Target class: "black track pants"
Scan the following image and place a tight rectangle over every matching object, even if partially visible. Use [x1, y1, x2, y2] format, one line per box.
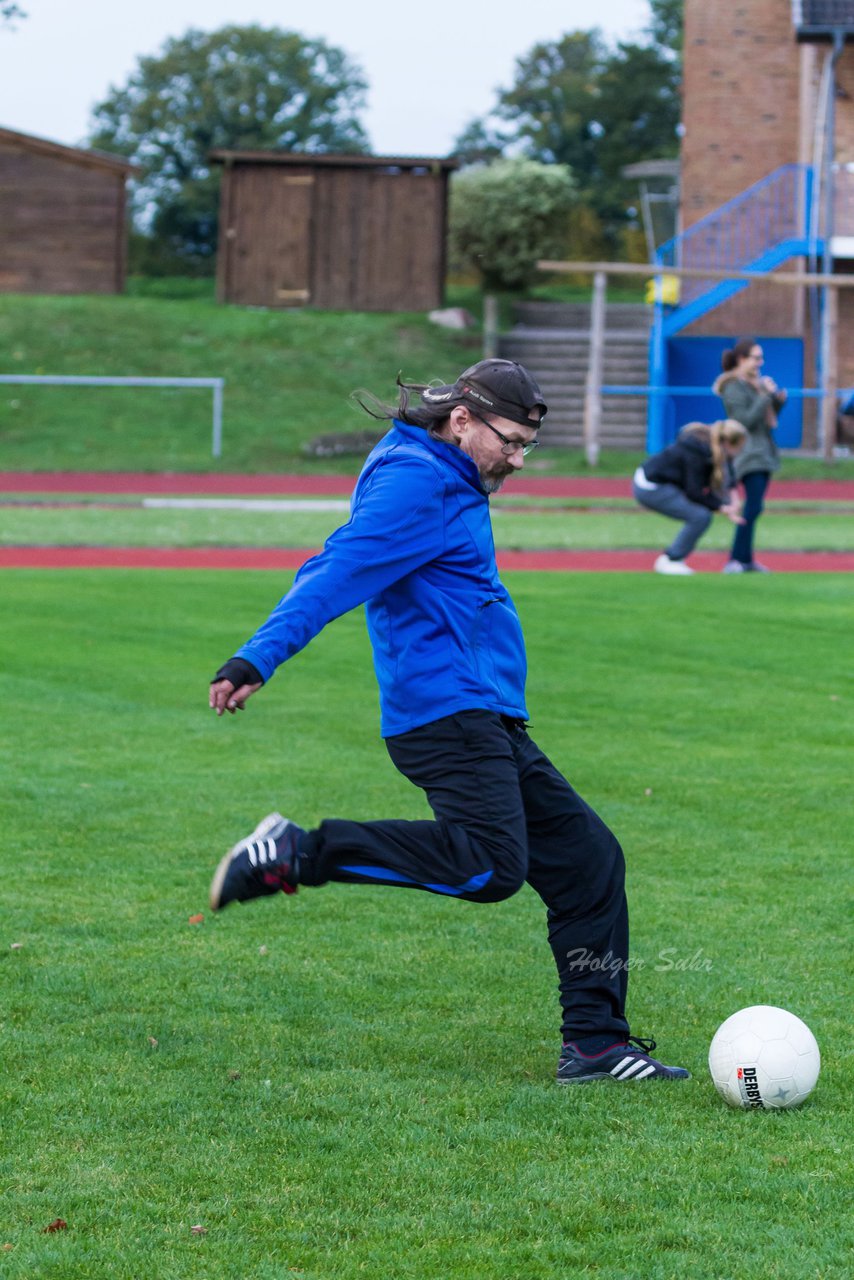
[298, 710, 630, 1041]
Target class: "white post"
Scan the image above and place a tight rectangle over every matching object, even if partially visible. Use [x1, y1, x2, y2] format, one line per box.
[483, 294, 499, 359]
[212, 381, 224, 458]
[821, 283, 838, 461]
[583, 271, 606, 466]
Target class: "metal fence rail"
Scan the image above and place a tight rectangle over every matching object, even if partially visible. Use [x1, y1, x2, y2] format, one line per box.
[600, 385, 842, 399]
[655, 165, 814, 307]
[0, 375, 226, 458]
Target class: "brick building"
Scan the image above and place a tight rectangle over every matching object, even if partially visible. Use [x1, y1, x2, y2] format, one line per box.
[650, 1, 854, 449]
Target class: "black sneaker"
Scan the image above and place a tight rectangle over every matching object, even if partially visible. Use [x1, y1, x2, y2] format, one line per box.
[210, 812, 302, 911]
[557, 1036, 691, 1084]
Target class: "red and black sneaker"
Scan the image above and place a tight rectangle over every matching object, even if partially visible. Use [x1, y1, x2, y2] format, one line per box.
[557, 1036, 690, 1084]
[210, 812, 302, 911]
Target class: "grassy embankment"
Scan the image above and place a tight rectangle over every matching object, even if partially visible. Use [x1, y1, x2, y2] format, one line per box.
[1, 280, 851, 479]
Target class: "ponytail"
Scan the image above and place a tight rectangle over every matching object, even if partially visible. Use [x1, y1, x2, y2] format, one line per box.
[721, 337, 756, 373]
[709, 419, 747, 490]
[351, 374, 466, 429]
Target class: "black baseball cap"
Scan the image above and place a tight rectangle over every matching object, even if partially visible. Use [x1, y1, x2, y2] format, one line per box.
[422, 359, 547, 428]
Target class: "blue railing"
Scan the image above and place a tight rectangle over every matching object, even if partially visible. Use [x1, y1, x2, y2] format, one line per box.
[655, 164, 815, 312]
[648, 164, 819, 450]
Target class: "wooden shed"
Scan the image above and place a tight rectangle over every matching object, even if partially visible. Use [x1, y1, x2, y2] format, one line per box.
[0, 126, 139, 295]
[210, 151, 457, 311]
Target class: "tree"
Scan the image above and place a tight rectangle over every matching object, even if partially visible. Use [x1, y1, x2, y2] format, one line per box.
[452, 117, 506, 169]
[493, 32, 607, 177]
[1, 3, 27, 24]
[648, 0, 684, 54]
[593, 40, 681, 216]
[448, 158, 575, 293]
[453, 23, 681, 254]
[89, 25, 369, 265]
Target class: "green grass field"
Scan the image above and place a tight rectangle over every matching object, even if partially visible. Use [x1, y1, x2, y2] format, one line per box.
[1, 570, 851, 1278]
[1, 499, 854, 551]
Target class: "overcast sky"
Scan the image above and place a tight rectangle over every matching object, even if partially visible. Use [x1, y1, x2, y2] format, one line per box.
[0, 0, 651, 157]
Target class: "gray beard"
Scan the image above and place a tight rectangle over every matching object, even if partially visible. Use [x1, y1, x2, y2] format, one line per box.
[481, 474, 506, 495]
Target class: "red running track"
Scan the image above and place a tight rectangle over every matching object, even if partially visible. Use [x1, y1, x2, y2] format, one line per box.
[3, 547, 854, 572]
[2, 472, 852, 571]
[2, 471, 854, 501]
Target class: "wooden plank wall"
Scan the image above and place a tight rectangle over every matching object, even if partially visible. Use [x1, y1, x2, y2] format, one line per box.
[312, 168, 446, 311]
[217, 165, 314, 306]
[0, 142, 127, 294]
[219, 163, 449, 311]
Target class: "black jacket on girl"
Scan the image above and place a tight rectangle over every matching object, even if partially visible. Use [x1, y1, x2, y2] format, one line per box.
[642, 433, 733, 511]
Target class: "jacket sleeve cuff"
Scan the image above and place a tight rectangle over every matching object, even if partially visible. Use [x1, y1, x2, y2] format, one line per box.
[235, 645, 276, 684]
[212, 656, 265, 687]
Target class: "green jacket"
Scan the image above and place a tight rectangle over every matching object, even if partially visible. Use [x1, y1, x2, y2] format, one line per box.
[713, 373, 784, 479]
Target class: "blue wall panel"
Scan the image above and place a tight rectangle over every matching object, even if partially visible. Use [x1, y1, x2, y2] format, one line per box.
[664, 337, 803, 448]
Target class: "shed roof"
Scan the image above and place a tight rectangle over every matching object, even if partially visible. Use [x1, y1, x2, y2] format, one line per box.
[209, 149, 457, 171]
[0, 126, 141, 175]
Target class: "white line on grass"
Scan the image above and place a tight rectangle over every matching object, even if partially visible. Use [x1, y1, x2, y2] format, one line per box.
[142, 498, 351, 512]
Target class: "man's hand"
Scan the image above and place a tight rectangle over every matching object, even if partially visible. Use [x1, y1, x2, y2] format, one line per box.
[209, 678, 263, 716]
[209, 656, 264, 716]
[721, 500, 746, 526]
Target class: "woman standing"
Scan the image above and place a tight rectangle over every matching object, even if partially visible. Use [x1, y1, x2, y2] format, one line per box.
[713, 338, 787, 573]
[633, 420, 747, 575]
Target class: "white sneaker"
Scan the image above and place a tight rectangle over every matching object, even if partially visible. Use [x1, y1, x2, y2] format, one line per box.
[722, 560, 747, 574]
[654, 554, 694, 576]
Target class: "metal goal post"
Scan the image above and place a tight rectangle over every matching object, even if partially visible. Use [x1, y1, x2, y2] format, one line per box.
[0, 375, 225, 458]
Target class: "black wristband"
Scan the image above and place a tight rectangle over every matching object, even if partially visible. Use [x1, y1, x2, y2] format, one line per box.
[212, 657, 264, 687]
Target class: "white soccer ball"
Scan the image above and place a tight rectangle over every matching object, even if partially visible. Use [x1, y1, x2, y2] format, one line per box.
[708, 1005, 820, 1110]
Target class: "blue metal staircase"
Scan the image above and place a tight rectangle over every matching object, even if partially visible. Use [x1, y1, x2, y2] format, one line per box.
[648, 164, 819, 449]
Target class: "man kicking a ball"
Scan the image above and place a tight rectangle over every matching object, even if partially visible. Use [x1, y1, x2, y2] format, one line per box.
[208, 358, 689, 1085]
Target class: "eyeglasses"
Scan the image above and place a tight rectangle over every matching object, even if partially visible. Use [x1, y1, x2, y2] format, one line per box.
[469, 409, 540, 456]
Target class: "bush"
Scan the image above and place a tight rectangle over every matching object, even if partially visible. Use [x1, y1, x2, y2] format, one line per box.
[128, 232, 215, 279]
[448, 158, 575, 294]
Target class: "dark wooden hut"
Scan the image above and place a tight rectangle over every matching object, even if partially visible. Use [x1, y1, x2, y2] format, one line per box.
[210, 151, 457, 311]
[0, 127, 139, 295]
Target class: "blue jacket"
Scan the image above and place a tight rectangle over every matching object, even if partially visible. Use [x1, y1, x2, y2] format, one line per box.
[236, 420, 528, 736]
